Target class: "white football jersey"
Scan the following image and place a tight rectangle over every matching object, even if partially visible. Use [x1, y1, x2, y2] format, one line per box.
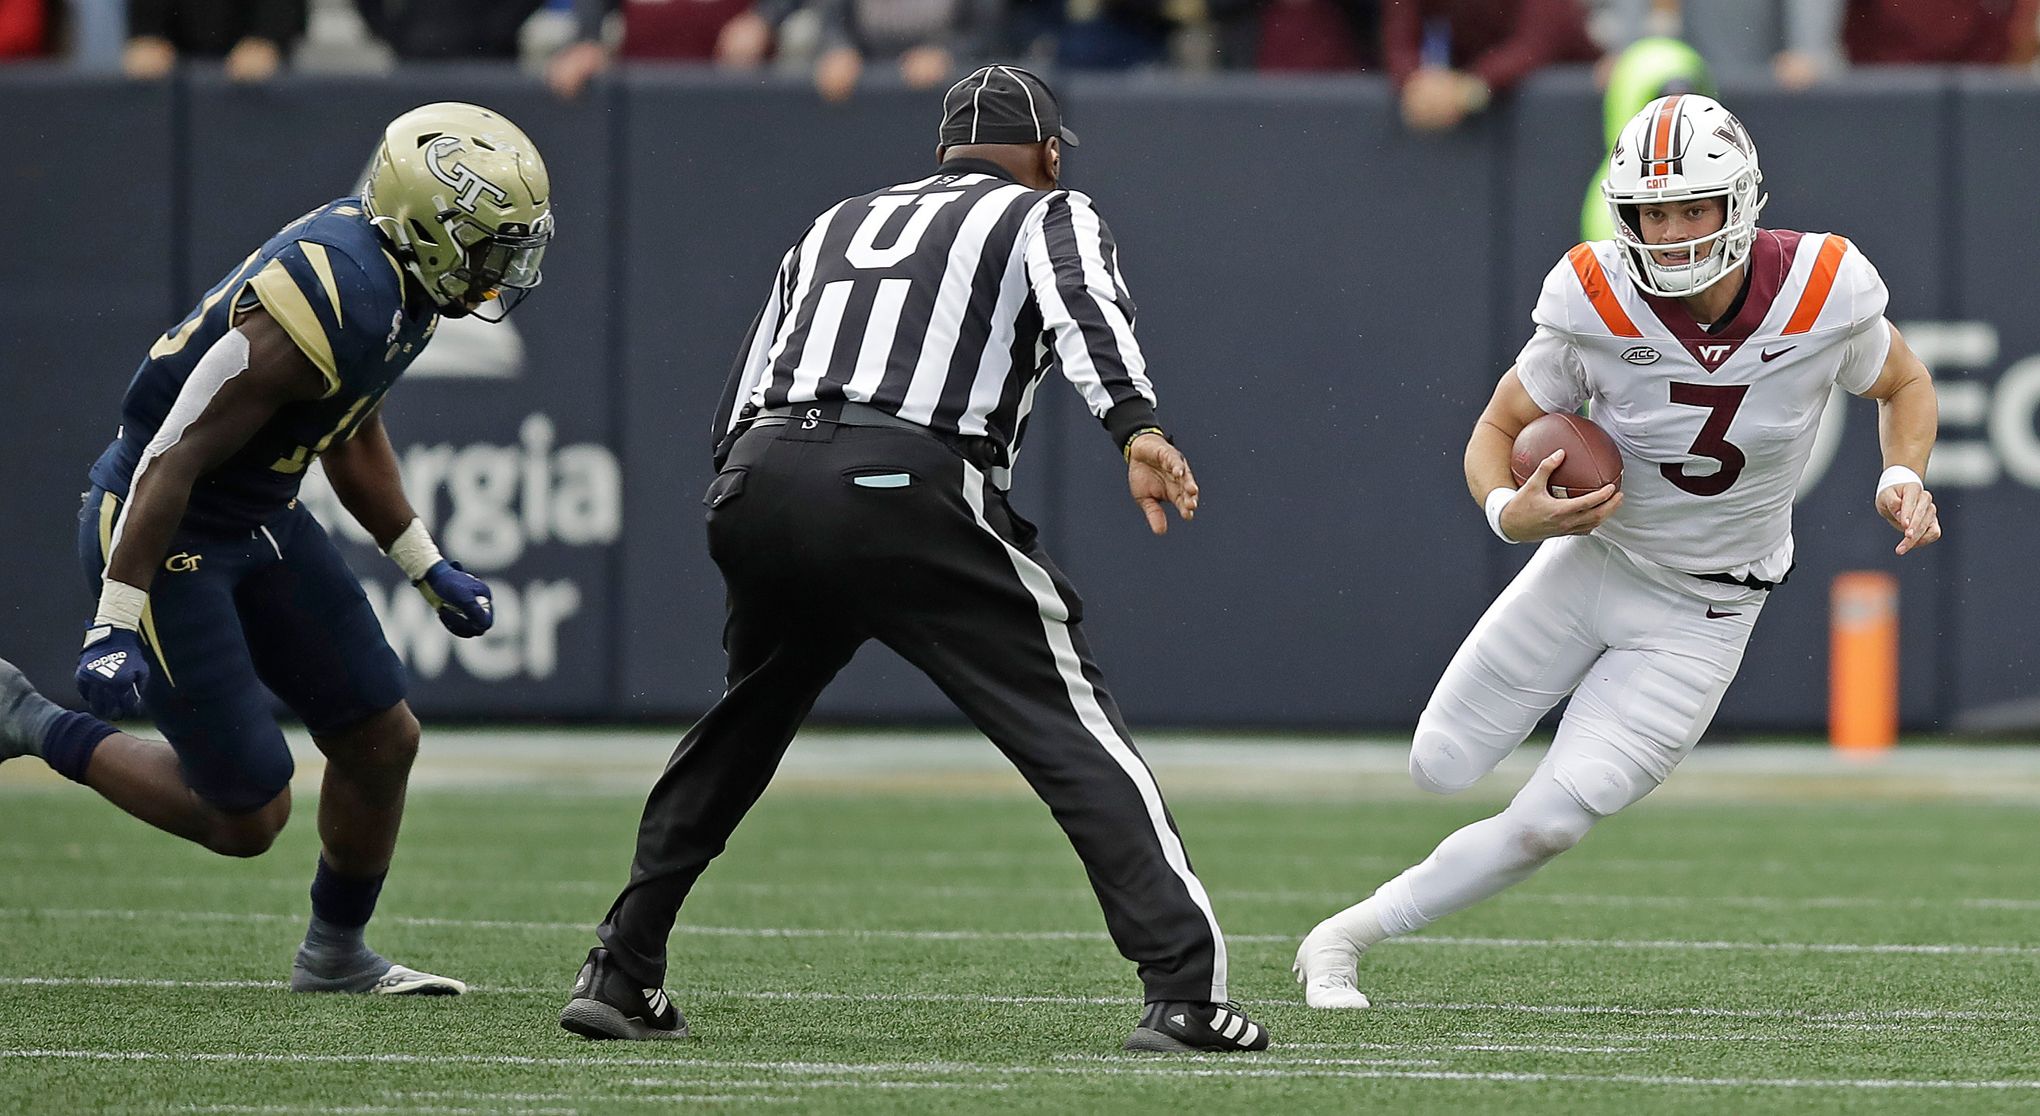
[1514, 230, 1892, 583]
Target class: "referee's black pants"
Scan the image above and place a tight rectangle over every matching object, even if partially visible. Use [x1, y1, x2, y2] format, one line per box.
[598, 422, 1229, 1004]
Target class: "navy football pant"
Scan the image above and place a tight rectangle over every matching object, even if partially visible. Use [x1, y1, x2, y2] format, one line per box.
[78, 487, 407, 813]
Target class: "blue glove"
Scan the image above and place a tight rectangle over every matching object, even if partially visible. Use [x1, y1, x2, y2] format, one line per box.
[77, 625, 150, 720]
[415, 559, 494, 638]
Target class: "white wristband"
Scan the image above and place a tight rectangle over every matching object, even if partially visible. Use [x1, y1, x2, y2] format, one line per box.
[385, 518, 445, 582]
[1484, 486, 1520, 544]
[94, 579, 149, 632]
[1876, 465, 1923, 496]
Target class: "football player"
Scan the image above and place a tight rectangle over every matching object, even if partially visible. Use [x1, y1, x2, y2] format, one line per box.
[1295, 94, 1941, 1008]
[0, 102, 552, 994]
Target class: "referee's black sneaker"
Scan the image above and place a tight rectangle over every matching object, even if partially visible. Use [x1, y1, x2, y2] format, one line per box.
[559, 947, 690, 1041]
[1125, 1000, 1271, 1052]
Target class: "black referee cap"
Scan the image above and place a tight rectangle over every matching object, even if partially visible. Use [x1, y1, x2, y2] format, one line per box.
[938, 65, 1080, 149]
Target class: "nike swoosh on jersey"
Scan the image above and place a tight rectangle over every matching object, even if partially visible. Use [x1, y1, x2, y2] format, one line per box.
[1705, 607, 1742, 619]
[1759, 346, 1797, 362]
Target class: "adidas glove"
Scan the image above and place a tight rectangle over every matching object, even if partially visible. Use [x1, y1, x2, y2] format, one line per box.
[77, 624, 149, 721]
[416, 559, 494, 638]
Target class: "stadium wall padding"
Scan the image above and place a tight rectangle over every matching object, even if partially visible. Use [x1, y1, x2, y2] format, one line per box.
[3, 66, 2036, 733]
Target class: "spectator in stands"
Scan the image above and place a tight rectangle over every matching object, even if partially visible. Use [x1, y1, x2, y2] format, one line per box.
[1052, 0, 1172, 70]
[1208, 0, 1376, 72]
[808, 0, 1000, 101]
[124, 0, 303, 81]
[0, 0, 47, 57]
[354, 0, 547, 61]
[1597, 0, 2038, 89]
[548, 0, 788, 100]
[1381, 0, 1597, 131]
[1842, 0, 2038, 66]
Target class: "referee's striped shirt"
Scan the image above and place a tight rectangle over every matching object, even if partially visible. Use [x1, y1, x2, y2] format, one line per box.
[715, 157, 1159, 486]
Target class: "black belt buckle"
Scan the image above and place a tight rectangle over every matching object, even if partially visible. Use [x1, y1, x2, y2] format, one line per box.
[780, 400, 842, 442]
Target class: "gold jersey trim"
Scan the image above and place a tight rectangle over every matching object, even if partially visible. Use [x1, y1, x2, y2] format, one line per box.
[299, 242, 347, 326]
[247, 258, 342, 399]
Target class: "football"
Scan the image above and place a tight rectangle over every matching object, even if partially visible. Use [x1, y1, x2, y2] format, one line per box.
[1510, 412, 1623, 498]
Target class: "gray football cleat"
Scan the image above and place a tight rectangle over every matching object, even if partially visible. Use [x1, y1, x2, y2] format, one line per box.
[290, 955, 466, 995]
[0, 656, 54, 763]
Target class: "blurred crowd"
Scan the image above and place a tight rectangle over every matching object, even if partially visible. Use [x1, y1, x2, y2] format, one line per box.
[2, 0, 2035, 119]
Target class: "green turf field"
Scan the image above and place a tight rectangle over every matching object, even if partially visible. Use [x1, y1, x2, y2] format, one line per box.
[2, 733, 2038, 1114]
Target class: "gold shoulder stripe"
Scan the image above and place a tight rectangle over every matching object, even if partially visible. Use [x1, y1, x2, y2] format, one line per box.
[334, 205, 363, 217]
[378, 249, 405, 293]
[248, 258, 342, 398]
[299, 243, 347, 327]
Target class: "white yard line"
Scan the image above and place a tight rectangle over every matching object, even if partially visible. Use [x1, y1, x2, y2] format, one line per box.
[5, 972, 2030, 1033]
[14, 1049, 2040, 1094]
[8, 907, 2036, 958]
[37, 875, 2040, 915]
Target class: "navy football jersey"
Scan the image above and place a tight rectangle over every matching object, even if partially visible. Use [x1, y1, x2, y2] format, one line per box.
[90, 198, 440, 533]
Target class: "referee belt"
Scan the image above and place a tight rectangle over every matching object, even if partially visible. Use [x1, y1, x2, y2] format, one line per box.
[749, 401, 1006, 469]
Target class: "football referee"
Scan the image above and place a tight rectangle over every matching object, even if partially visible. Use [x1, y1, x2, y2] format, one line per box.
[560, 66, 1268, 1054]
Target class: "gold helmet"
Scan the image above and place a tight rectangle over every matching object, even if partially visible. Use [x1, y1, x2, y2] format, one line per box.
[361, 102, 553, 321]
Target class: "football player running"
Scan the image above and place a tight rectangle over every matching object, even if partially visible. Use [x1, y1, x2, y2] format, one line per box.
[0, 103, 552, 995]
[1295, 94, 1941, 1008]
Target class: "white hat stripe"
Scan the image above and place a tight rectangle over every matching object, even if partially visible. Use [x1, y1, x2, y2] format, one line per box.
[970, 67, 994, 144]
[998, 65, 1042, 140]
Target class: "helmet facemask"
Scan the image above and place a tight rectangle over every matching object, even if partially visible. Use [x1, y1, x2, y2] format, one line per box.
[1607, 176, 1764, 298]
[434, 211, 551, 322]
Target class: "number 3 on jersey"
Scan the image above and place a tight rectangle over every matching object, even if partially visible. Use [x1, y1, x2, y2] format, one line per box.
[1661, 382, 1749, 497]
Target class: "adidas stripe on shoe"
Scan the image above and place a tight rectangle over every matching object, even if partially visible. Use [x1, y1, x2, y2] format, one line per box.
[1124, 1000, 1271, 1053]
[559, 947, 689, 1041]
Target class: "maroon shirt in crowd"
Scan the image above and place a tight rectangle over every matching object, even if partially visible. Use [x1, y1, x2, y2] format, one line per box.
[1844, 0, 2039, 65]
[0, 0, 45, 56]
[1380, 0, 1597, 92]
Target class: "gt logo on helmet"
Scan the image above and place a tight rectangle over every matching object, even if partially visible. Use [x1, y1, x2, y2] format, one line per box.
[424, 136, 510, 214]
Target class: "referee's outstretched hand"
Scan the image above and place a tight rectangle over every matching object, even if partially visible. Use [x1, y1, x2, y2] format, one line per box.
[1128, 432, 1199, 536]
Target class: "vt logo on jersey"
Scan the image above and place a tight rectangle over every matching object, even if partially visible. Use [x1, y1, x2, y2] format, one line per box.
[424, 136, 510, 214]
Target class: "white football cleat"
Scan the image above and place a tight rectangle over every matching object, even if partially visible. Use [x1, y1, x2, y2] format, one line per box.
[370, 964, 467, 996]
[1293, 919, 1372, 1010]
[291, 956, 466, 996]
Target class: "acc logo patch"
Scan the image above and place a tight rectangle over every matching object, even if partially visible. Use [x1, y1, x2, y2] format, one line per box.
[1621, 346, 1661, 366]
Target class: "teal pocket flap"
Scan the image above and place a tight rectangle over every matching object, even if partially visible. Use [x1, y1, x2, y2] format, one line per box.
[851, 473, 913, 489]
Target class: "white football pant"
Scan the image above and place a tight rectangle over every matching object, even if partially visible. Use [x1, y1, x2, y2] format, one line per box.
[1370, 533, 1766, 936]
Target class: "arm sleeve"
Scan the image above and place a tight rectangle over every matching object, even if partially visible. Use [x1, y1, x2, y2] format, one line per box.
[244, 241, 399, 399]
[1836, 247, 1894, 396]
[813, 0, 857, 52]
[948, 0, 1003, 58]
[1513, 258, 1589, 414]
[1022, 192, 1160, 446]
[126, 0, 173, 39]
[1783, 0, 1844, 60]
[1466, 0, 1595, 94]
[247, 0, 308, 46]
[713, 241, 801, 452]
[351, 0, 392, 44]
[1379, 0, 1421, 87]
[572, 0, 616, 43]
